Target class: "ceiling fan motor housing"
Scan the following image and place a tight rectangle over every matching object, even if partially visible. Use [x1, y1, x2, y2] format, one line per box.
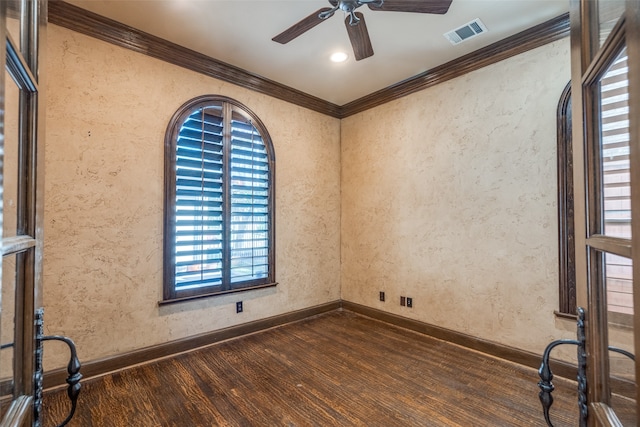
[339, 0, 363, 13]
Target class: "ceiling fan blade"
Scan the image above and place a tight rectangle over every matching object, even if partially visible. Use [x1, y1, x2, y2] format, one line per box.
[345, 12, 374, 61]
[368, 0, 453, 14]
[272, 7, 335, 44]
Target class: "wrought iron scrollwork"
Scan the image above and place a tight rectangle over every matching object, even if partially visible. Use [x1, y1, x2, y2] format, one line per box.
[34, 309, 82, 427]
[538, 307, 636, 426]
[608, 346, 635, 362]
[538, 307, 587, 427]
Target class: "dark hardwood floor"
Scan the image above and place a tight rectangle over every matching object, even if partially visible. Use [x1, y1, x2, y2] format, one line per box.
[42, 310, 580, 426]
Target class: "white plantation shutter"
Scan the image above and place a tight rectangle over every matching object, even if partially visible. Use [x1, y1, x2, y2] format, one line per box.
[164, 97, 274, 301]
[175, 107, 224, 291]
[229, 115, 270, 284]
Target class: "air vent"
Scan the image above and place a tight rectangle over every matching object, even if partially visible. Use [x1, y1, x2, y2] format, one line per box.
[444, 18, 488, 45]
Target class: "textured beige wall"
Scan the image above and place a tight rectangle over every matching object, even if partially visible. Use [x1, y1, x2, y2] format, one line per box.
[44, 23, 622, 372]
[43, 26, 341, 368]
[341, 39, 578, 356]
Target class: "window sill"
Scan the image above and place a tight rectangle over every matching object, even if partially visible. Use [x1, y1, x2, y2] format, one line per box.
[554, 310, 578, 320]
[158, 282, 278, 306]
[554, 310, 633, 330]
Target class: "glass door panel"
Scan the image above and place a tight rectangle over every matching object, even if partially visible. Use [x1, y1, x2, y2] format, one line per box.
[603, 252, 635, 424]
[0, 253, 16, 416]
[3, 69, 18, 239]
[5, 1, 19, 55]
[599, 1, 626, 47]
[601, 47, 631, 238]
[607, 253, 633, 322]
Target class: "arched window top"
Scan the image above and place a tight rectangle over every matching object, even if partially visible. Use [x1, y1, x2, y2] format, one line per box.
[166, 95, 275, 162]
[163, 95, 276, 303]
[557, 81, 575, 316]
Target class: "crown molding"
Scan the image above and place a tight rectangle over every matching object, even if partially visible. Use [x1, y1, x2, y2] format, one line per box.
[47, 0, 342, 118]
[47, 1, 568, 119]
[340, 12, 570, 117]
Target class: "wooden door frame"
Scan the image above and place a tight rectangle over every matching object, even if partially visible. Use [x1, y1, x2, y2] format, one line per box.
[0, 0, 45, 425]
[627, 0, 640, 411]
[571, 0, 640, 424]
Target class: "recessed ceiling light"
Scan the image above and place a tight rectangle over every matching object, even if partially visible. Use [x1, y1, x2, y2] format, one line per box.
[330, 52, 348, 63]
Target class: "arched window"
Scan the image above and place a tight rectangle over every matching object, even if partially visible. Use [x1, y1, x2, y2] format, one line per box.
[163, 96, 276, 302]
[557, 81, 576, 316]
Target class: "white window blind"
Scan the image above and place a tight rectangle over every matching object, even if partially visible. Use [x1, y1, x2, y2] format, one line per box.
[175, 107, 225, 291]
[229, 115, 270, 284]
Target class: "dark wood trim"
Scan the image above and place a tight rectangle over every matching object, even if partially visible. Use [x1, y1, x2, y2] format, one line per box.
[340, 300, 577, 380]
[339, 13, 570, 118]
[46, 0, 342, 118]
[628, 0, 640, 409]
[159, 283, 279, 306]
[554, 310, 578, 321]
[557, 81, 576, 316]
[581, 15, 629, 408]
[42, 300, 635, 400]
[48, 1, 569, 119]
[162, 95, 276, 302]
[43, 310, 582, 426]
[342, 301, 636, 399]
[42, 301, 341, 390]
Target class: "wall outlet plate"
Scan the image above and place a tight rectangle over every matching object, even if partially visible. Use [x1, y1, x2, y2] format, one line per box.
[400, 296, 406, 306]
[379, 291, 385, 302]
[236, 301, 243, 313]
[407, 297, 413, 308]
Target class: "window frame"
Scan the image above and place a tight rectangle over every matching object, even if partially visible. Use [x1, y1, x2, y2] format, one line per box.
[162, 95, 276, 303]
[557, 81, 577, 317]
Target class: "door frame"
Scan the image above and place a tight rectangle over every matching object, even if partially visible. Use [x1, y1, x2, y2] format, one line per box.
[0, 0, 45, 425]
[571, 0, 640, 424]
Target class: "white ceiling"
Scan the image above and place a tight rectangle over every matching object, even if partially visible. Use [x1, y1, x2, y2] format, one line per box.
[65, 0, 569, 106]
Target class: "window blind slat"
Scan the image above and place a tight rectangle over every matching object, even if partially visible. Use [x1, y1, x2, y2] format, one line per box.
[176, 278, 223, 289]
[175, 248, 223, 257]
[231, 147, 268, 159]
[176, 168, 222, 181]
[230, 174, 269, 184]
[175, 219, 223, 227]
[231, 138, 265, 151]
[177, 158, 223, 172]
[177, 148, 222, 163]
[176, 188, 223, 199]
[178, 129, 222, 144]
[183, 116, 223, 130]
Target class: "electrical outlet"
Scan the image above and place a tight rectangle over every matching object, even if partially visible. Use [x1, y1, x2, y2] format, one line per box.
[407, 297, 413, 308]
[236, 301, 243, 313]
[400, 296, 406, 306]
[379, 291, 385, 302]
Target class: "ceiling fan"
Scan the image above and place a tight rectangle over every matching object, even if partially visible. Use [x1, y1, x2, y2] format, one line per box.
[272, 0, 453, 61]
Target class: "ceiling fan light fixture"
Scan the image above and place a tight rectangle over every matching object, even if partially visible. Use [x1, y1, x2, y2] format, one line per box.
[330, 52, 349, 62]
[273, 0, 454, 61]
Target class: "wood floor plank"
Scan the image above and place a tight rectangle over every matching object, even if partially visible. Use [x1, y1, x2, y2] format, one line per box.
[41, 310, 581, 426]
